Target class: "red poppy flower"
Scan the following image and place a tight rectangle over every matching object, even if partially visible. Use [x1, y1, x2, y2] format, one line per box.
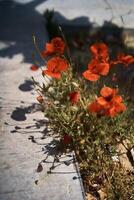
[118, 53, 134, 66]
[30, 64, 39, 71]
[83, 70, 99, 81]
[111, 53, 134, 67]
[69, 91, 80, 104]
[90, 43, 109, 61]
[36, 95, 43, 103]
[42, 56, 68, 79]
[41, 37, 65, 57]
[83, 59, 110, 81]
[88, 87, 126, 117]
[83, 43, 110, 81]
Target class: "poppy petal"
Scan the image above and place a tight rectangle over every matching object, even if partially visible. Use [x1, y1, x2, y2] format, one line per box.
[114, 102, 126, 113]
[43, 70, 61, 79]
[90, 43, 108, 60]
[83, 70, 100, 81]
[51, 37, 65, 54]
[88, 59, 98, 70]
[47, 57, 68, 72]
[42, 37, 65, 57]
[117, 103, 126, 112]
[100, 87, 113, 98]
[46, 43, 54, 53]
[118, 53, 134, 66]
[108, 106, 117, 117]
[88, 101, 101, 113]
[41, 43, 54, 57]
[30, 65, 39, 71]
[97, 97, 108, 106]
[58, 59, 68, 71]
[97, 63, 110, 76]
[112, 96, 123, 104]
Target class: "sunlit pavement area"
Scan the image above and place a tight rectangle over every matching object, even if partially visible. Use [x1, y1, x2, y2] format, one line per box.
[0, 1, 84, 200]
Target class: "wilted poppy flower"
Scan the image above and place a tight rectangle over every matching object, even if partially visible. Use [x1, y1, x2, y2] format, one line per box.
[83, 59, 110, 81]
[90, 43, 109, 61]
[69, 91, 80, 104]
[37, 95, 43, 103]
[30, 64, 39, 71]
[42, 56, 68, 79]
[41, 37, 65, 57]
[88, 86, 126, 117]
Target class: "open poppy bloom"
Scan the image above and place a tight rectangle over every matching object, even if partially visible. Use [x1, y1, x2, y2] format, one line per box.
[111, 53, 134, 67]
[69, 91, 80, 104]
[88, 87, 126, 117]
[83, 59, 110, 81]
[36, 95, 44, 103]
[42, 56, 68, 79]
[90, 43, 109, 61]
[30, 64, 39, 71]
[83, 43, 110, 81]
[41, 37, 65, 57]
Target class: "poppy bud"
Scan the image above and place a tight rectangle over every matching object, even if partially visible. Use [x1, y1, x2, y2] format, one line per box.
[30, 65, 39, 71]
[36, 95, 43, 103]
[69, 91, 80, 104]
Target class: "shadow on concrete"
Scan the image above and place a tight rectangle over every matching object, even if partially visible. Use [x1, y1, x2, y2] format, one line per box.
[5, 103, 49, 137]
[6, 106, 77, 175]
[0, 0, 48, 63]
[10, 103, 40, 121]
[18, 79, 34, 92]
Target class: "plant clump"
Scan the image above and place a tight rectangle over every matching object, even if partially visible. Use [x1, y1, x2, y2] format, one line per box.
[33, 35, 134, 200]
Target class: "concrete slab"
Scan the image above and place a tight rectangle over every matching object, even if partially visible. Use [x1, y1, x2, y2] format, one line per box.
[0, 1, 84, 200]
[36, 0, 134, 28]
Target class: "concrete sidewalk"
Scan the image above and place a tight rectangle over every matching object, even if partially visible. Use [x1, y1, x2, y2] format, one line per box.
[36, 0, 134, 28]
[0, 1, 84, 200]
